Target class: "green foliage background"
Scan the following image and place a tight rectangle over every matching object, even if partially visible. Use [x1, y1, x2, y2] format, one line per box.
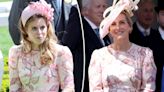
[0, 26, 13, 92]
[0, 0, 11, 2]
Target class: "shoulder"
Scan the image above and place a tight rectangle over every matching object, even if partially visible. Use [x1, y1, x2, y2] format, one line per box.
[91, 47, 108, 58]
[55, 44, 72, 55]
[9, 45, 22, 54]
[132, 43, 153, 54]
[8, 45, 23, 68]
[90, 47, 108, 67]
[55, 44, 73, 65]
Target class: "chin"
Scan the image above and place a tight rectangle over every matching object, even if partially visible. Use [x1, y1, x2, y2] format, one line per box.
[116, 36, 124, 40]
[35, 40, 45, 45]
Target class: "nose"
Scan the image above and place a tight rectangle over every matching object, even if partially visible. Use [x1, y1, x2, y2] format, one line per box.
[36, 28, 43, 35]
[115, 24, 120, 30]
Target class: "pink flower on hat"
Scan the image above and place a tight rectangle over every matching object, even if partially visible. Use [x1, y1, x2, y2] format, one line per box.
[21, 0, 54, 26]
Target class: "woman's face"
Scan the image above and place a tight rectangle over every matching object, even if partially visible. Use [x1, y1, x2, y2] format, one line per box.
[109, 13, 132, 40]
[26, 17, 48, 47]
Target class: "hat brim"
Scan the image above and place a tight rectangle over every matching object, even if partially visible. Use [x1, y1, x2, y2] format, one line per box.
[99, 4, 126, 39]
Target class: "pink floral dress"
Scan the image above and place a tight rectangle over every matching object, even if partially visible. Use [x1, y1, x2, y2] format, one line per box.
[9, 44, 74, 92]
[89, 43, 156, 92]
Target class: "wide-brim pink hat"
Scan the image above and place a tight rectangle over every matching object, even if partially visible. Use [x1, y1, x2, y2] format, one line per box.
[99, 0, 140, 39]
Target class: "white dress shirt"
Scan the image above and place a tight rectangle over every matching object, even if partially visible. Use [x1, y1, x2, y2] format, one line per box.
[158, 26, 164, 40]
[136, 22, 151, 36]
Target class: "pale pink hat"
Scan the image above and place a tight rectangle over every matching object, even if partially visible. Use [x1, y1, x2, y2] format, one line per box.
[21, 0, 54, 26]
[99, 0, 140, 39]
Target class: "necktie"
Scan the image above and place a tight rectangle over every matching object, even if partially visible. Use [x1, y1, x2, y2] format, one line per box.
[94, 28, 106, 46]
[54, 0, 60, 14]
[94, 28, 100, 37]
[143, 31, 149, 36]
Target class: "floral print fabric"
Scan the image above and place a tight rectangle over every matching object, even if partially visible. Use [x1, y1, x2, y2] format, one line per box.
[9, 44, 74, 92]
[89, 43, 156, 92]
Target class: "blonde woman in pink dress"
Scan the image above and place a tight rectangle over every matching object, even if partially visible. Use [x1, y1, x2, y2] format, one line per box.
[89, 0, 157, 92]
[8, 0, 74, 91]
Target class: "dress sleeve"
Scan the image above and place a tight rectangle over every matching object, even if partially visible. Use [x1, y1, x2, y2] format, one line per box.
[141, 48, 157, 92]
[89, 50, 103, 92]
[8, 46, 22, 92]
[57, 46, 75, 92]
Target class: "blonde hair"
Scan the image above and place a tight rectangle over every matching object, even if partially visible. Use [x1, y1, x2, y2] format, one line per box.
[122, 10, 133, 27]
[19, 14, 58, 65]
[138, 0, 154, 7]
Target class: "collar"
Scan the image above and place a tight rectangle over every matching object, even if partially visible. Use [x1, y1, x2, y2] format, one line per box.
[158, 26, 164, 40]
[136, 22, 151, 35]
[57, 0, 62, 9]
[84, 17, 98, 29]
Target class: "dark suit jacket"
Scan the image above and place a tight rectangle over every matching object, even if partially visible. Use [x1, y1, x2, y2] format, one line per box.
[129, 22, 156, 47]
[8, 0, 70, 45]
[61, 6, 110, 92]
[148, 29, 164, 92]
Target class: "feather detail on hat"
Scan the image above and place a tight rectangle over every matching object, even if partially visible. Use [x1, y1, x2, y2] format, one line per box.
[99, 0, 140, 39]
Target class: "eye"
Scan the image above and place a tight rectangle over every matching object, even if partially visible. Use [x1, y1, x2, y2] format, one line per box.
[111, 22, 116, 26]
[32, 27, 37, 31]
[103, 4, 108, 8]
[96, 5, 101, 8]
[120, 20, 126, 25]
[40, 25, 45, 30]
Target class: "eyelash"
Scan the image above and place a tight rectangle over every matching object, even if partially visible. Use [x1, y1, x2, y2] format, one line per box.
[111, 21, 126, 26]
[32, 26, 45, 31]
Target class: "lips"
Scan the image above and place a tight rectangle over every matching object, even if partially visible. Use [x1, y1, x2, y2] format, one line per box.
[36, 36, 44, 40]
[115, 30, 125, 35]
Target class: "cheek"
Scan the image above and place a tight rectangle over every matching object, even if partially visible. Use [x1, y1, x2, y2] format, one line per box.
[109, 29, 115, 37]
[129, 27, 132, 33]
[26, 31, 32, 38]
[43, 29, 48, 36]
[128, 25, 133, 33]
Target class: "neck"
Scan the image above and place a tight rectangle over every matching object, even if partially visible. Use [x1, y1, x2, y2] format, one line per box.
[111, 40, 132, 51]
[32, 44, 40, 51]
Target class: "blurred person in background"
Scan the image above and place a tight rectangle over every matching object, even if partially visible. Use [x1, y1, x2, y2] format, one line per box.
[130, 0, 156, 47]
[148, 0, 164, 91]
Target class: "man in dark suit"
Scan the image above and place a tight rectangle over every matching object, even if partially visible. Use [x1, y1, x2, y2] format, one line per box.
[129, 0, 156, 47]
[61, 0, 110, 91]
[148, 0, 164, 91]
[8, 0, 72, 45]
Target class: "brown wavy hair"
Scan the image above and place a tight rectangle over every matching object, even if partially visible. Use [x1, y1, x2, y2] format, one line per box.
[19, 14, 58, 65]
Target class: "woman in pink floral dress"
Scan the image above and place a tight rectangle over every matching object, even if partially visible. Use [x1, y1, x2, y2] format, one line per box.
[89, 0, 157, 92]
[8, 0, 74, 91]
